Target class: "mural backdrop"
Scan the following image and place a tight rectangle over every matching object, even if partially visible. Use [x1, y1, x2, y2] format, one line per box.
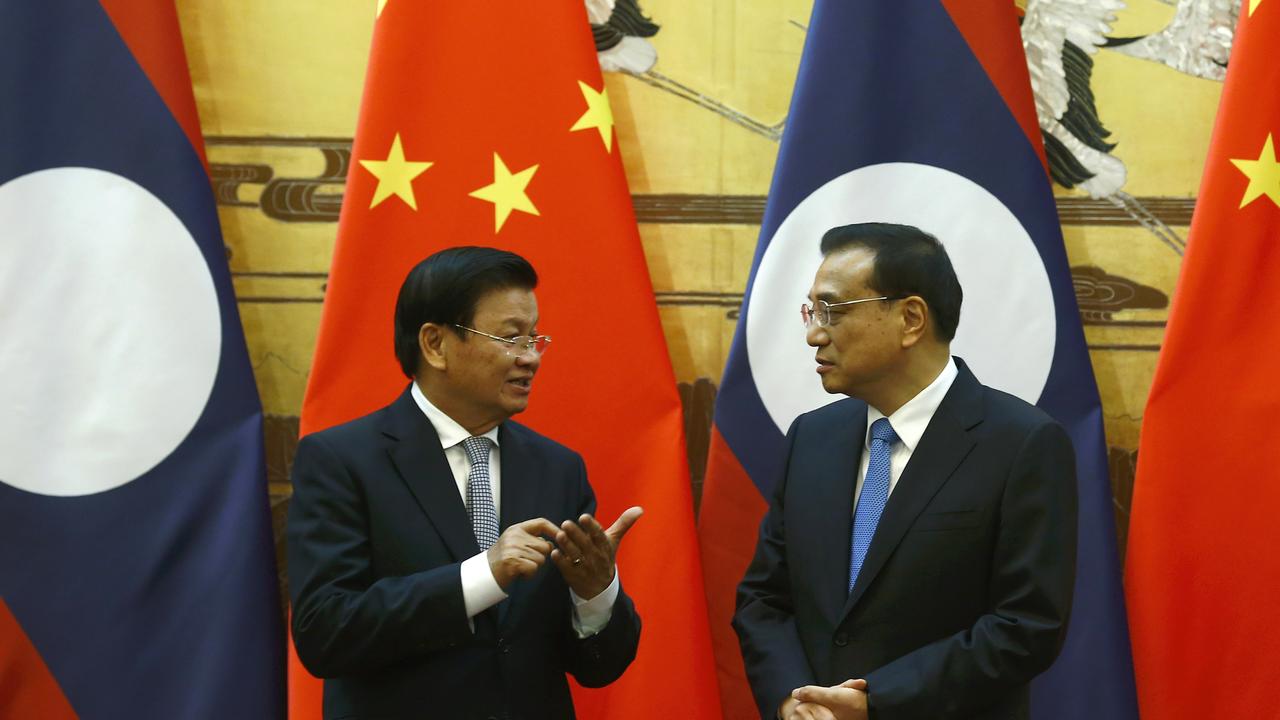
[179, 0, 1231, 553]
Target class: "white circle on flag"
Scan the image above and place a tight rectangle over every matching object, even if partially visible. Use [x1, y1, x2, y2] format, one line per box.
[745, 162, 1056, 433]
[0, 167, 222, 497]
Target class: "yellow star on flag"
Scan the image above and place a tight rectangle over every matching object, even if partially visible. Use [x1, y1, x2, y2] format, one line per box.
[1229, 133, 1280, 209]
[1248, 0, 1263, 16]
[358, 133, 432, 210]
[377, 0, 388, 17]
[570, 80, 615, 152]
[469, 153, 540, 232]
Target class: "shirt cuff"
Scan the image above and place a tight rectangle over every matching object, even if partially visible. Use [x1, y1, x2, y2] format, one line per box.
[461, 551, 508, 621]
[569, 568, 619, 638]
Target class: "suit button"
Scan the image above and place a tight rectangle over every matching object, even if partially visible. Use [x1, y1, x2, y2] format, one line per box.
[497, 638, 510, 654]
[834, 633, 849, 647]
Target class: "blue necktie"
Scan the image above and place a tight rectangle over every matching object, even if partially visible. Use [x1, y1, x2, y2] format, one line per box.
[850, 418, 898, 592]
[462, 436, 499, 550]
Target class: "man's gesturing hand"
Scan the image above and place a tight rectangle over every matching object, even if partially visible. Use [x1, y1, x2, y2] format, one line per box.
[486, 518, 561, 590]
[550, 506, 643, 600]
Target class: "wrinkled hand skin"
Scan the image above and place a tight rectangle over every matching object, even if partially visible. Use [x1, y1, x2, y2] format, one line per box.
[550, 506, 643, 599]
[780, 679, 869, 720]
[486, 517, 561, 590]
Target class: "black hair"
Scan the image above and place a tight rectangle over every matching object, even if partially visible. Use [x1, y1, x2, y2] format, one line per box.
[393, 246, 538, 377]
[819, 222, 962, 341]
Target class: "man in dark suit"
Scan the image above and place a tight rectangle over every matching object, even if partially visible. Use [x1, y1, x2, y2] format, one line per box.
[288, 246, 643, 719]
[734, 223, 1077, 720]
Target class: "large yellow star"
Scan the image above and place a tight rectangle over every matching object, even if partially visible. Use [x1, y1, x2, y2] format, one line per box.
[1248, 0, 1263, 16]
[358, 133, 432, 210]
[1229, 134, 1280, 209]
[469, 153, 540, 232]
[570, 80, 615, 152]
[377, 0, 388, 17]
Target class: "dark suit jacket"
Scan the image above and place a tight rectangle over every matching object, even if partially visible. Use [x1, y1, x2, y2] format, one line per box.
[287, 387, 641, 720]
[734, 360, 1077, 720]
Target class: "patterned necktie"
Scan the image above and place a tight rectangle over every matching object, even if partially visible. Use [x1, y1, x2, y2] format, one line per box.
[462, 436, 499, 550]
[850, 417, 899, 592]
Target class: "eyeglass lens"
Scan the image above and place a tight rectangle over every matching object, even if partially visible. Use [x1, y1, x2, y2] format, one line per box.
[507, 336, 551, 357]
[800, 303, 827, 328]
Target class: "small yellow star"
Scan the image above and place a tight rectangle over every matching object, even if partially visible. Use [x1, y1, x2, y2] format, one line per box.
[1229, 133, 1280, 209]
[469, 153, 540, 232]
[570, 80, 615, 152]
[377, 0, 388, 18]
[358, 134, 432, 210]
[1248, 0, 1263, 16]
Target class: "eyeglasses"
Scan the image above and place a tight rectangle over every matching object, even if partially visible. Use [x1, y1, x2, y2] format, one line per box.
[454, 324, 552, 357]
[801, 296, 903, 328]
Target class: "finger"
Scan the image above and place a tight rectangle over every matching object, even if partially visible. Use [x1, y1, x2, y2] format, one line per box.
[519, 534, 554, 556]
[512, 557, 541, 578]
[560, 520, 598, 558]
[838, 678, 868, 691]
[796, 703, 834, 720]
[578, 514, 613, 555]
[549, 547, 570, 569]
[514, 546, 549, 567]
[792, 686, 837, 706]
[794, 703, 823, 720]
[554, 530, 587, 563]
[605, 506, 644, 544]
[809, 705, 837, 720]
[549, 547, 579, 568]
[517, 517, 561, 540]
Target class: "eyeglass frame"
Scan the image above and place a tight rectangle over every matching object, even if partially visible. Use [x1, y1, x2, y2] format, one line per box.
[453, 324, 552, 357]
[801, 295, 907, 328]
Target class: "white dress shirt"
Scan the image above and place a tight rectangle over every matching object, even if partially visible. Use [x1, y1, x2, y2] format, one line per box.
[853, 358, 959, 509]
[410, 382, 617, 637]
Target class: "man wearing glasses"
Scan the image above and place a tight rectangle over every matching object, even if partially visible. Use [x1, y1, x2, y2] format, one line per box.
[288, 246, 642, 719]
[734, 223, 1077, 720]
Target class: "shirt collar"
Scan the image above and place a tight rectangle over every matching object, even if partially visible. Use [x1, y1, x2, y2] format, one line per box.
[865, 357, 958, 453]
[410, 382, 501, 449]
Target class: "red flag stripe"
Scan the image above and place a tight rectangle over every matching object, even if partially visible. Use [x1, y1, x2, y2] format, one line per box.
[0, 599, 78, 719]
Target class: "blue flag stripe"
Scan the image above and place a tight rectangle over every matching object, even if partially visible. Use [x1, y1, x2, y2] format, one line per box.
[0, 1, 283, 716]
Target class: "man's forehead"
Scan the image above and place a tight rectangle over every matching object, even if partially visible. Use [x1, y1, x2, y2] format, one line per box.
[811, 248, 874, 297]
[473, 286, 538, 326]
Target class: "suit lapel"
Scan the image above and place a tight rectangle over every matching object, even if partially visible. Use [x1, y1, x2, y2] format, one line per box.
[842, 363, 983, 618]
[496, 423, 541, 533]
[382, 388, 480, 563]
[496, 422, 542, 628]
[810, 401, 866, 627]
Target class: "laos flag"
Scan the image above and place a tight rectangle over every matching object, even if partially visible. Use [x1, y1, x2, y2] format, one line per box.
[0, 1, 283, 717]
[696, 2, 1139, 719]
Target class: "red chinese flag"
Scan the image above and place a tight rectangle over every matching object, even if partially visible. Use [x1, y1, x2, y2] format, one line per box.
[1126, 3, 1280, 718]
[286, 3, 721, 719]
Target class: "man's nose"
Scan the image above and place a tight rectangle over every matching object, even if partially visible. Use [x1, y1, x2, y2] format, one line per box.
[806, 324, 828, 347]
[515, 350, 541, 370]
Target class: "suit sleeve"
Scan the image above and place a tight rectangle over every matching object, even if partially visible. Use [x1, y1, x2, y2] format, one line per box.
[287, 431, 473, 678]
[561, 455, 642, 688]
[864, 420, 1079, 719]
[733, 421, 817, 719]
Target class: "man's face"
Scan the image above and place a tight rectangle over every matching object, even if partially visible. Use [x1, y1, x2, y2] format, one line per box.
[444, 285, 541, 428]
[807, 247, 901, 398]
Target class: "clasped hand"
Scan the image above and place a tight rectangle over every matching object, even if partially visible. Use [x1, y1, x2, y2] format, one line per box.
[486, 506, 643, 599]
[780, 679, 868, 720]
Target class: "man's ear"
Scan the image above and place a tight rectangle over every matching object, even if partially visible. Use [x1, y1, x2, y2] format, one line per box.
[419, 323, 449, 371]
[899, 296, 929, 348]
